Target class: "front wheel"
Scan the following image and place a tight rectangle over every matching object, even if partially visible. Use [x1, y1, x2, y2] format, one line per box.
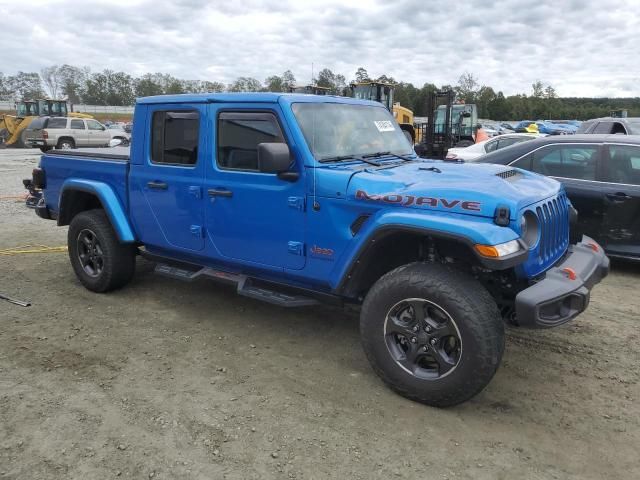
[360, 262, 504, 407]
[68, 209, 136, 292]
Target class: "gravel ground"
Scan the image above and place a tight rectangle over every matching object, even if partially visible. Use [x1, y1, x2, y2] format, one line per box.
[0, 148, 638, 479]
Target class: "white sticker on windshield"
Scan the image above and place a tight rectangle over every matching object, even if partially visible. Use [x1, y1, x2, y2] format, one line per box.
[374, 120, 395, 132]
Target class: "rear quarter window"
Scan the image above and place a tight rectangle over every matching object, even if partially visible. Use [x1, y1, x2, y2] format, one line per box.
[27, 117, 47, 129]
[46, 118, 68, 129]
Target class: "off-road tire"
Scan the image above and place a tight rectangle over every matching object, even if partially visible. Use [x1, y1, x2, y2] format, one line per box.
[68, 209, 136, 292]
[360, 262, 504, 407]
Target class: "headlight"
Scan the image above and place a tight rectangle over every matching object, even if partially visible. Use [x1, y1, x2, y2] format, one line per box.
[475, 239, 521, 258]
[520, 211, 539, 247]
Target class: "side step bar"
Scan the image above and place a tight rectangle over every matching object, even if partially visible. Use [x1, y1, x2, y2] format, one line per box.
[153, 262, 319, 308]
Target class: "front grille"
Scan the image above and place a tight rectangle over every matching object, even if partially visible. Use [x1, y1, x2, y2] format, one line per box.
[534, 193, 570, 264]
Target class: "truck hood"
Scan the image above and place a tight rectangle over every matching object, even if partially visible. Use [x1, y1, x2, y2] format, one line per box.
[314, 160, 561, 219]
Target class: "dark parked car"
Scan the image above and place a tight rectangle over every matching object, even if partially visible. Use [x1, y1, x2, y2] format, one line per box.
[577, 117, 640, 135]
[477, 135, 640, 260]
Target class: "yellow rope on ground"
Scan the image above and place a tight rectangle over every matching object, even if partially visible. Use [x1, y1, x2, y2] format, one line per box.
[0, 244, 67, 255]
[0, 194, 28, 200]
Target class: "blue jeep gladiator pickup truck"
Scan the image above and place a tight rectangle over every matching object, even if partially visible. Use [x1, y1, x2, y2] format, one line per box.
[28, 92, 609, 407]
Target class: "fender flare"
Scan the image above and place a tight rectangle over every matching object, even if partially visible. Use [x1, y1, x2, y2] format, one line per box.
[331, 210, 526, 293]
[59, 179, 136, 243]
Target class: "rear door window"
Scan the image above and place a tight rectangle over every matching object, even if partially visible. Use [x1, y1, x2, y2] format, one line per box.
[531, 144, 599, 180]
[70, 119, 85, 129]
[610, 123, 627, 134]
[593, 122, 613, 134]
[46, 118, 68, 129]
[512, 153, 532, 170]
[484, 139, 498, 153]
[498, 136, 529, 150]
[151, 110, 200, 166]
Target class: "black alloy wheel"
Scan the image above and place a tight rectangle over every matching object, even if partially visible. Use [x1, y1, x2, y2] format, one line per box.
[384, 298, 462, 380]
[76, 228, 104, 277]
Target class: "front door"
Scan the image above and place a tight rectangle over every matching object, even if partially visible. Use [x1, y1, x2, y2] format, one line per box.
[601, 144, 640, 257]
[205, 106, 306, 270]
[130, 105, 205, 252]
[86, 119, 110, 146]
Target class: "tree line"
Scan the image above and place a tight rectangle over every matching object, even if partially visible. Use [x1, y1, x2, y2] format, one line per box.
[1, 65, 638, 121]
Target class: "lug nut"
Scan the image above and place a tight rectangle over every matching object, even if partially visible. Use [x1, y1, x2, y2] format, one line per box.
[430, 338, 437, 345]
[410, 337, 417, 344]
[424, 326, 432, 333]
[423, 346, 428, 352]
[412, 325, 419, 332]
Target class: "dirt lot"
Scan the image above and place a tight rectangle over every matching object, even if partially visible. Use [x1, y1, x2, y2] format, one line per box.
[0, 149, 638, 480]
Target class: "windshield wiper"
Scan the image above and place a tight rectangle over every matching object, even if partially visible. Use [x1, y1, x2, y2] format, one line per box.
[363, 151, 418, 163]
[318, 155, 359, 163]
[362, 151, 391, 159]
[319, 155, 382, 167]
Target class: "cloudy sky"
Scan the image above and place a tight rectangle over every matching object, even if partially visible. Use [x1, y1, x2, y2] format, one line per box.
[1, 0, 638, 97]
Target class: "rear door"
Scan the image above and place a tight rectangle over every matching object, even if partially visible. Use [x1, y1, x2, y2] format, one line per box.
[130, 105, 206, 252]
[69, 119, 88, 146]
[600, 143, 640, 257]
[516, 143, 605, 242]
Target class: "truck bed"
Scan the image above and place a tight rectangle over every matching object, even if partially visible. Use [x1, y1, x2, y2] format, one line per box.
[46, 146, 130, 161]
[40, 147, 131, 218]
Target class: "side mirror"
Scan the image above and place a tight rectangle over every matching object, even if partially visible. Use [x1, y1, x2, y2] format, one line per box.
[109, 138, 123, 147]
[258, 143, 293, 173]
[462, 112, 471, 118]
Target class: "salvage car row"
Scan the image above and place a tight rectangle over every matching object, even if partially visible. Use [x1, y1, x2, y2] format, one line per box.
[476, 134, 640, 261]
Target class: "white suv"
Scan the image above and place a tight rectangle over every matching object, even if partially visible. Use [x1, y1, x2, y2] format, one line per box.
[26, 117, 131, 151]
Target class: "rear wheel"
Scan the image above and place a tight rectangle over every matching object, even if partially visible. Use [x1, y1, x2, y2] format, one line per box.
[360, 262, 504, 407]
[68, 209, 136, 292]
[0, 128, 8, 145]
[16, 129, 29, 148]
[57, 138, 75, 150]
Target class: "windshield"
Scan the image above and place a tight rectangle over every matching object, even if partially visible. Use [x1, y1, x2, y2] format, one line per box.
[292, 103, 413, 160]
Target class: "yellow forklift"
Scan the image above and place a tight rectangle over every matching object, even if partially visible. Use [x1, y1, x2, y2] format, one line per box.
[0, 99, 91, 148]
[349, 81, 416, 143]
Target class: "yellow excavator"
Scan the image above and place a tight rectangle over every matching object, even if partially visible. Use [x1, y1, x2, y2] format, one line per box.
[349, 81, 416, 143]
[0, 99, 92, 148]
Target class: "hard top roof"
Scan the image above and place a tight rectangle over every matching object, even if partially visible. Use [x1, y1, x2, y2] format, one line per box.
[136, 92, 382, 107]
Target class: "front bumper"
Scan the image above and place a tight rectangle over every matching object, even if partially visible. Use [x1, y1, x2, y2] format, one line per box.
[515, 236, 609, 328]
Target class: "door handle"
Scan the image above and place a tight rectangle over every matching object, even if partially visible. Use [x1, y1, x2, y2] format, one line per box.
[147, 181, 168, 190]
[606, 192, 631, 202]
[208, 188, 233, 198]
